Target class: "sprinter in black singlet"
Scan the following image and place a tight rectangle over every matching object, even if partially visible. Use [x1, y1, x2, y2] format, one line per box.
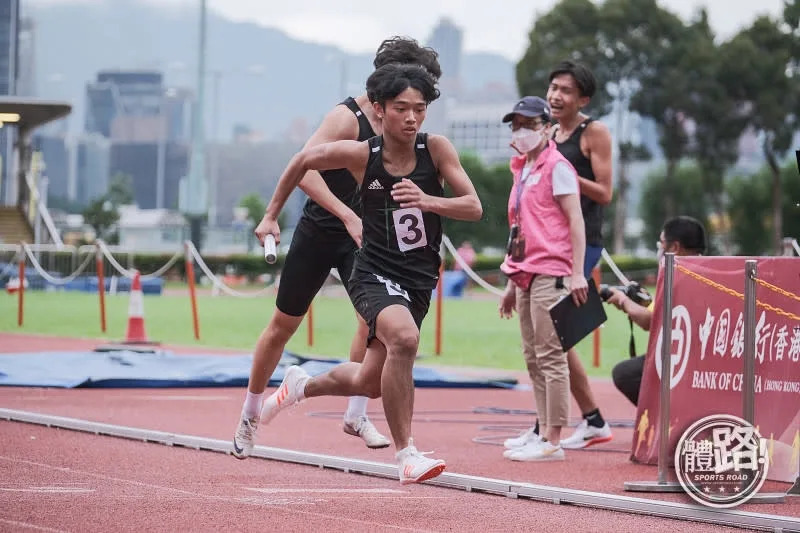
[232, 37, 441, 460]
[254, 63, 482, 485]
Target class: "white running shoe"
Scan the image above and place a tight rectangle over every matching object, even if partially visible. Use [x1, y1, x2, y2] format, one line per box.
[503, 426, 541, 450]
[559, 420, 613, 449]
[396, 439, 446, 485]
[343, 415, 391, 449]
[505, 440, 565, 462]
[232, 416, 258, 459]
[260, 365, 310, 425]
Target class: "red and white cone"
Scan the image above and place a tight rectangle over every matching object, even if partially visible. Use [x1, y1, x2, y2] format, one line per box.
[124, 270, 151, 343]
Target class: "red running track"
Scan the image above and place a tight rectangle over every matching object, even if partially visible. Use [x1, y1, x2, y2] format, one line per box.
[0, 333, 797, 532]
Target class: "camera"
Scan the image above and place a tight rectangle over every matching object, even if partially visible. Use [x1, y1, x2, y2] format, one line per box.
[599, 282, 652, 307]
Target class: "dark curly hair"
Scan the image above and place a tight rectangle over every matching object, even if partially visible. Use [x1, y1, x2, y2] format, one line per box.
[366, 63, 440, 106]
[373, 36, 442, 80]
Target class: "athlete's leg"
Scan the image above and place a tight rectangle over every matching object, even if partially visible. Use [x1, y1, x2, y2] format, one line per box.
[373, 304, 420, 450]
[247, 310, 304, 395]
[305, 341, 386, 399]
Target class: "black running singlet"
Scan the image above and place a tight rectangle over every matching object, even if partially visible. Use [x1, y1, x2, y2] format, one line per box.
[356, 133, 443, 291]
[554, 118, 604, 246]
[301, 97, 377, 233]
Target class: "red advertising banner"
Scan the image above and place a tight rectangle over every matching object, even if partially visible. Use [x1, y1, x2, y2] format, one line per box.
[633, 257, 800, 482]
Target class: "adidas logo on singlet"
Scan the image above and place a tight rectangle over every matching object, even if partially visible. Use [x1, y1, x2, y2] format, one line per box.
[367, 179, 384, 190]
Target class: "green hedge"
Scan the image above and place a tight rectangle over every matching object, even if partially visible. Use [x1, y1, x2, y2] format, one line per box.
[444, 253, 658, 276]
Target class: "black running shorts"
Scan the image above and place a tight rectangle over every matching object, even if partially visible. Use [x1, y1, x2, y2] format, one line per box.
[347, 265, 432, 344]
[275, 217, 358, 317]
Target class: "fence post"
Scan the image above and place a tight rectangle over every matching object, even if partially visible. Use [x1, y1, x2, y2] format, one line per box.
[184, 242, 200, 340]
[17, 250, 25, 327]
[96, 245, 106, 333]
[624, 252, 683, 492]
[743, 259, 785, 503]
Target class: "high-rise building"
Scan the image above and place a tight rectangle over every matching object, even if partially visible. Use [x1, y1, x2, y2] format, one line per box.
[426, 18, 463, 97]
[84, 70, 193, 208]
[74, 134, 111, 205]
[85, 70, 164, 141]
[0, 0, 18, 205]
[16, 16, 33, 96]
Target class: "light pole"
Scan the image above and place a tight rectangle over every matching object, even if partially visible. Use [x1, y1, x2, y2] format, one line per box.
[206, 65, 264, 227]
[180, 0, 208, 248]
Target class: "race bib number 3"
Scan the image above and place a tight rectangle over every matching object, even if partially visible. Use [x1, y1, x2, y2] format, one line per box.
[392, 207, 427, 252]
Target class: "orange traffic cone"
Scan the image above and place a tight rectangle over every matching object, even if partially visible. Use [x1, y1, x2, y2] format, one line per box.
[123, 270, 156, 344]
[95, 270, 159, 353]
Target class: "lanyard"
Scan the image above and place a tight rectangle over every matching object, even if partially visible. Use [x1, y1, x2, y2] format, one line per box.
[514, 163, 535, 224]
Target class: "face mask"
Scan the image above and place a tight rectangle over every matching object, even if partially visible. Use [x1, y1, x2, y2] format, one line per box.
[511, 127, 543, 154]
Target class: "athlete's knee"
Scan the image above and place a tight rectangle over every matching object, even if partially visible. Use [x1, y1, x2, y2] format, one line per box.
[386, 328, 419, 359]
[265, 311, 303, 342]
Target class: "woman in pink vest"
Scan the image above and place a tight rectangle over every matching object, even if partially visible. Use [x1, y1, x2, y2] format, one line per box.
[498, 96, 588, 462]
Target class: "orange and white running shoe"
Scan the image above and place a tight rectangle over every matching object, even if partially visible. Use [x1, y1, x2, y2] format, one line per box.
[260, 365, 310, 425]
[559, 420, 613, 449]
[396, 438, 446, 485]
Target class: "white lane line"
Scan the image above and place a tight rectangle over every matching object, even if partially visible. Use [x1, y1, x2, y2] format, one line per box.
[0, 487, 94, 493]
[246, 488, 405, 494]
[140, 395, 231, 401]
[0, 455, 432, 531]
[0, 518, 67, 532]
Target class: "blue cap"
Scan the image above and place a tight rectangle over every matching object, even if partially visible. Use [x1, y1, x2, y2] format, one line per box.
[502, 96, 551, 123]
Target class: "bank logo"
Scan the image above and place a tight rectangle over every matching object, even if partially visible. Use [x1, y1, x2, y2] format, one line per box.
[675, 414, 769, 508]
[654, 304, 691, 388]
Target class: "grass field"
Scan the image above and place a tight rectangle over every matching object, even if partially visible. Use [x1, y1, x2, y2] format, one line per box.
[0, 288, 651, 377]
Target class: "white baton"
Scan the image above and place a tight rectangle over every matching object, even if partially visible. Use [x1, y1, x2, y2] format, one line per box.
[264, 234, 277, 264]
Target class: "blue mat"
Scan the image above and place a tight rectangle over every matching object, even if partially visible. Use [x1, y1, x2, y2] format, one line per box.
[0, 351, 516, 389]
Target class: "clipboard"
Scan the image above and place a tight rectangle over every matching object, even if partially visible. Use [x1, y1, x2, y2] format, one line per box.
[548, 278, 607, 352]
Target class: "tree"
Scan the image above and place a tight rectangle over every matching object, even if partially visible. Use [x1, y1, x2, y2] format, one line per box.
[628, 7, 697, 219]
[83, 197, 120, 244]
[726, 161, 800, 255]
[443, 152, 511, 250]
[638, 163, 712, 250]
[516, 0, 610, 116]
[82, 172, 134, 245]
[107, 172, 135, 206]
[718, 14, 799, 252]
[238, 193, 266, 226]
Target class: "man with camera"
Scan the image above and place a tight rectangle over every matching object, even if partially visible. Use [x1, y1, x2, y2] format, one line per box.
[606, 216, 707, 405]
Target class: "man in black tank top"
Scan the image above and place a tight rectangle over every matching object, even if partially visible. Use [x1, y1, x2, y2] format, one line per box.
[233, 37, 441, 460]
[547, 61, 615, 449]
[255, 63, 482, 485]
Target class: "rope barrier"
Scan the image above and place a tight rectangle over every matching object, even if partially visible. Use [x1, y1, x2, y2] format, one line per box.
[95, 240, 183, 280]
[21, 243, 94, 285]
[441, 235, 505, 297]
[600, 248, 630, 285]
[184, 240, 274, 298]
[677, 264, 800, 322]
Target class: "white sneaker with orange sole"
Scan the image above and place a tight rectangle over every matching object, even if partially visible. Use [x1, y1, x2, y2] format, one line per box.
[260, 366, 310, 425]
[396, 439, 446, 484]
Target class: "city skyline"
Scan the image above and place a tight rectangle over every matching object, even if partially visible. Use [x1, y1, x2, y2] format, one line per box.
[30, 0, 789, 61]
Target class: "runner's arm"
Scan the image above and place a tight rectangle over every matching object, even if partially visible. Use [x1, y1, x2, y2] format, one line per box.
[297, 105, 362, 227]
[578, 121, 613, 205]
[394, 134, 481, 221]
[263, 141, 368, 242]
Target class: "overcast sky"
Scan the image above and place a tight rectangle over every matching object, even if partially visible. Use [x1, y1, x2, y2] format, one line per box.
[35, 0, 787, 61]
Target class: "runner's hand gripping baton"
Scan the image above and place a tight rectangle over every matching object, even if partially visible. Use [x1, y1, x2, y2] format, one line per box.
[264, 234, 277, 264]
